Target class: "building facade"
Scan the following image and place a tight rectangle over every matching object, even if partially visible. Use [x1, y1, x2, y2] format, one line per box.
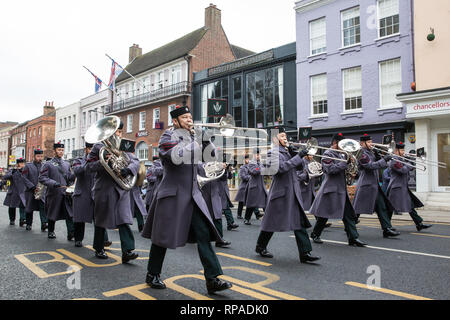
[26, 102, 56, 160]
[295, 0, 415, 146]
[397, 0, 450, 204]
[55, 101, 81, 161]
[9, 121, 28, 164]
[105, 4, 253, 161]
[0, 122, 17, 171]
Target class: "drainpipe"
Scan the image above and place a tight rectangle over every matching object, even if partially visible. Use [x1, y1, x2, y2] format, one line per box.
[410, 0, 416, 88]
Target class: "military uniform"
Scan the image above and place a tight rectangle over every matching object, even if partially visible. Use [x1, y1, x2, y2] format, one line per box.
[387, 145, 430, 231]
[22, 152, 48, 231]
[235, 162, 250, 218]
[218, 166, 238, 231]
[243, 156, 267, 224]
[310, 134, 366, 246]
[144, 159, 163, 211]
[352, 136, 399, 238]
[39, 153, 75, 239]
[130, 183, 147, 232]
[3, 161, 26, 226]
[297, 158, 317, 211]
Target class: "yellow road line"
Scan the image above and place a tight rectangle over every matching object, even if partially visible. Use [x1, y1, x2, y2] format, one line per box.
[216, 252, 272, 266]
[410, 233, 450, 239]
[345, 282, 432, 300]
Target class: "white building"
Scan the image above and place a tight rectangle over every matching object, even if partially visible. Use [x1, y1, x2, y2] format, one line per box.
[55, 101, 81, 161]
[79, 89, 110, 150]
[0, 127, 12, 170]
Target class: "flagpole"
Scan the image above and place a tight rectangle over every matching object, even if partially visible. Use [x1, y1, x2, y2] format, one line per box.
[82, 65, 124, 99]
[105, 53, 151, 93]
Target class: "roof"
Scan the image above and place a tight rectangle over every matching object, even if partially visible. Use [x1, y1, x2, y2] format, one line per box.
[231, 45, 255, 59]
[116, 27, 208, 83]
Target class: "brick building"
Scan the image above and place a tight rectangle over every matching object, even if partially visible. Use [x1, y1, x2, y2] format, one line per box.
[105, 4, 254, 160]
[26, 101, 56, 160]
[9, 121, 28, 163]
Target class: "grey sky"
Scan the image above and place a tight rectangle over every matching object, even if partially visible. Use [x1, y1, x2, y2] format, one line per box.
[0, 0, 296, 123]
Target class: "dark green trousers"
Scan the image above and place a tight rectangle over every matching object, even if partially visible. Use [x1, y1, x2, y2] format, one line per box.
[134, 207, 144, 229]
[223, 208, 235, 226]
[25, 201, 47, 226]
[409, 199, 423, 225]
[9, 207, 26, 222]
[147, 205, 223, 280]
[214, 219, 223, 238]
[47, 217, 74, 234]
[374, 191, 393, 230]
[93, 224, 134, 253]
[313, 197, 359, 240]
[257, 228, 312, 255]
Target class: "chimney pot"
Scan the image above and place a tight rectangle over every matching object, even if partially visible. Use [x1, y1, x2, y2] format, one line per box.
[129, 44, 142, 63]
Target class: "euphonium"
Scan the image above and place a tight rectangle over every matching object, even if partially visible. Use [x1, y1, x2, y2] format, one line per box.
[85, 116, 137, 191]
[197, 161, 226, 189]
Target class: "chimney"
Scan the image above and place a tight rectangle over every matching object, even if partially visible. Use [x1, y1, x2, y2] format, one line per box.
[129, 44, 142, 63]
[205, 3, 221, 32]
[43, 101, 55, 115]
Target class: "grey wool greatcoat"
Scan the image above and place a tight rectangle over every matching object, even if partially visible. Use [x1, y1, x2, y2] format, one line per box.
[144, 160, 163, 206]
[142, 128, 223, 249]
[39, 157, 75, 221]
[387, 158, 424, 213]
[71, 156, 95, 223]
[198, 164, 223, 220]
[353, 148, 394, 215]
[309, 149, 356, 220]
[244, 160, 267, 208]
[3, 169, 26, 208]
[297, 158, 317, 211]
[261, 146, 311, 232]
[218, 168, 233, 210]
[234, 164, 250, 202]
[86, 143, 140, 229]
[130, 184, 147, 218]
[22, 161, 45, 212]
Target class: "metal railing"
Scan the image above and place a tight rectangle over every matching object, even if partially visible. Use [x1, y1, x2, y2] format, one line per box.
[105, 81, 191, 114]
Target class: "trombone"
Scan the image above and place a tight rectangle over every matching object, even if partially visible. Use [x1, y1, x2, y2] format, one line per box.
[191, 114, 268, 142]
[405, 150, 447, 169]
[288, 137, 349, 163]
[371, 142, 427, 171]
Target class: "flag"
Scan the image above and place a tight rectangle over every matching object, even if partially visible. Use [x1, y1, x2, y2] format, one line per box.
[83, 66, 104, 93]
[108, 59, 124, 90]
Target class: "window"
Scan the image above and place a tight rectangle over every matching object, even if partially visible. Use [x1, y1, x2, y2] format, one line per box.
[33, 128, 36, 136]
[168, 104, 176, 126]
[152, 147, 159, 158]
[94, 108, 98, 122]
[171, 66, 181, 85]
[72, 138, 75, 153]
[38, 127, 41, 136]
[153, 108, 160, 128]
[68, 116, 71, 129]
[29, 130, 32, 138]
[378, 0, 399, 38]
[158, 72, 164, 89]
[310, 17, 326, 55]
[379, 58, 401, 108]
[311, 74, 328, 115]
[201, 79, 229, 123]
[136, 141, 149, 160]
[82, 112, 86, 127]
[73, 115, 76, 127]
[127, 114, 133, 133]
[59, 119, 62, 130]
[343, 67, 362, 111]
[139, 111, 146, 131]
[232, 76, 242, 127]
[342, 7, 360, 47]
[64, 118, 67, 129]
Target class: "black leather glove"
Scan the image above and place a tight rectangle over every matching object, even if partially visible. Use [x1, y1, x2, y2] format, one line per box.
[287, 145, 298, 157]
[54, 182, 61, 188]
[298, 149, 308, 158]
[383, 154, 392, 162]
[120, 168, 132, 177]
[373, 149, 381, 161]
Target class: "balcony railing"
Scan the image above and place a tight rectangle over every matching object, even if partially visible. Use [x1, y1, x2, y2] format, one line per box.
[105, 81, 191, 114]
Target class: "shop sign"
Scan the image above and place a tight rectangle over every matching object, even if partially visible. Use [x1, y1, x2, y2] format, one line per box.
[136, 131, 148, 137]
[406, 98, 450, 116]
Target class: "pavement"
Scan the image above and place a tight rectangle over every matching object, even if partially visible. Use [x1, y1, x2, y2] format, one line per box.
[1, 192, 449, 301]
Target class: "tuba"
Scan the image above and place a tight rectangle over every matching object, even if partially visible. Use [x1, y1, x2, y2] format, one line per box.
[85, 116, 137, 191]
[338, 139, 362, 185]
[197, 161, 226, 189]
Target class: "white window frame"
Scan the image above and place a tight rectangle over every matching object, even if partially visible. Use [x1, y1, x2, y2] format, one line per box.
[73, 115, 76, 128]
[377, 0, 400, 39]
[342, 66, 362, 112]
[378, 58, 402, 109]
[309, 17, 327, 56]
[168, 104, 176, 126]
[136, 141, 149, 160]
[158, 72, 164, 89]
[127, 114, 133, 133]
[310, 73, 328, 116]
[153, 108, 160, 129]
[341, 6, 360, 48]
[139, 111, 146, 131]
[59, 119, 63, 130]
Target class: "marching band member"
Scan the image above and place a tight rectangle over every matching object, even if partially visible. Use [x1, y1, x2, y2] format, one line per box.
[22, 149, 48, 231]
[243, 149, 267, 225]
[218, 158, 239, 231]
[234, 154, 250, 219]
[39, 142, 75, 240]
[130, 181, 147, 232]
[142, 105, 232, 294]
[309, 133, 367, 247]
[254, 127, 320, 263]
[72, 142, 111, 248]
[387, 142, 432, 231]
[86, 121, 140, 262]
[3, 158, 26, 226]
[352, 134, 400, 238]
[144, 156, 163, 211]
[297, 154, 317, 212]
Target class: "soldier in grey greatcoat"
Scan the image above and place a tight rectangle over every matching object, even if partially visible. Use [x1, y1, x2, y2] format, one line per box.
[352, 134, 400, 238]
[218, 156, 238, 231]
[235, 155, 250, 219]
[3, 158, 26, 226]
[38, 143, 75, 240]
[309, 133, 367, 247]
[297, 155, 317, 211]
[85, 121, 140, 263]
[142, 105, 232, 294]
[255, 128, 320, 263]
[387, 142, 431, 231]
[130, 181, 147, 232]
[144, 156, 163, 211]
[243, 149, 267, 225]
[22, 149, 48, 231]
